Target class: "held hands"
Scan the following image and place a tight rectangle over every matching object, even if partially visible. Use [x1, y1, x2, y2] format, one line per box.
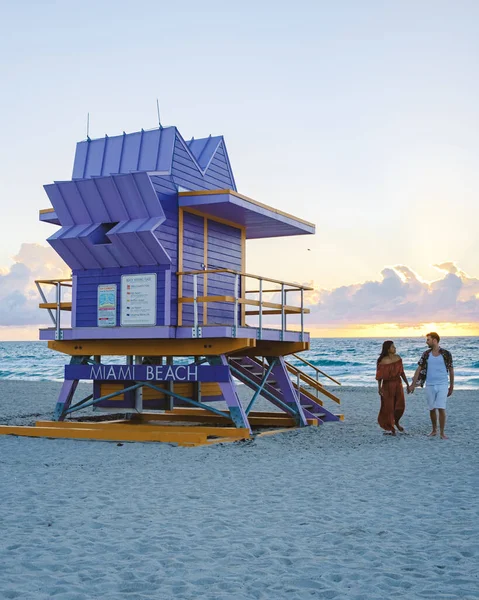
[406, 384, 412, 394]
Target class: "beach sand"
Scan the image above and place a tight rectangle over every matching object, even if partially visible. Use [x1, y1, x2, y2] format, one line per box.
[0, 381, 478, 599]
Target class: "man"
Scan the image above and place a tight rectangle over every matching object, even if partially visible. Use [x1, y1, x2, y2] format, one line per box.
[410, 332, 454, 439]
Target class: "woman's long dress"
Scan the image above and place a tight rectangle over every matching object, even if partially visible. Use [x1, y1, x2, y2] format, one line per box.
[375, 360, 406, 432]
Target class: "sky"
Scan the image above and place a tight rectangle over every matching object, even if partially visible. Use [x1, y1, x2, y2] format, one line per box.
[0, 0, 478, 339]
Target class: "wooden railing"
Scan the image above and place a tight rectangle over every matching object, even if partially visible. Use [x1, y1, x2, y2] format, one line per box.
[177, 269, 312, 338]
[290, 353, 342, 386]
[36, 279, 72, 340]
[36, 271, 313, 340]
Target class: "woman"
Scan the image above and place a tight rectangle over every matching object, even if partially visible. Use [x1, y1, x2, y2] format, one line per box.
[376, 341, 411, 435]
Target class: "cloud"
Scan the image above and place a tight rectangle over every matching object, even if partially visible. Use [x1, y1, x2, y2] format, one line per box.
[307, 263, 479, 326]
[0, 244, 70, 327]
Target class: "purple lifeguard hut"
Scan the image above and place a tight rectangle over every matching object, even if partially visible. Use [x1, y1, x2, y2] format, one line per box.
[27, 125, 341, 445]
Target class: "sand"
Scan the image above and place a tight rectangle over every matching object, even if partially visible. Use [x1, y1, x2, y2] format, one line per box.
[0, 381, 478, 600]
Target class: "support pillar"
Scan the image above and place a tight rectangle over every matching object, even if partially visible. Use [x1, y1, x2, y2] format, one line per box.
[53, 380, 79, 421]
[53, 355, 90, 421]
[269, 356, 308, 426]
[209, 355, 251, 433]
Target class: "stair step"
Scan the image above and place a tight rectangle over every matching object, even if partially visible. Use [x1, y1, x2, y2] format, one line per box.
[302, 406, 326, 416]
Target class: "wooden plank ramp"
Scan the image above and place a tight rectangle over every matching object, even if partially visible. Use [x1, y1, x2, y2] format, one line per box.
[0, 421, 251, 447]
[0, 409, 322, 446]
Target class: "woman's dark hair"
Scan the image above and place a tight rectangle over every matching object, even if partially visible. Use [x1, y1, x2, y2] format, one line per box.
[377, 340, 394, 365]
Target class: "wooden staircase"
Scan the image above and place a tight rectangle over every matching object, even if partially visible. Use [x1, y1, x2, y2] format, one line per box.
[229, 356, 342, 423]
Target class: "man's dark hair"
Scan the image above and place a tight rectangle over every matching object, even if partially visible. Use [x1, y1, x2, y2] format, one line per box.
[427, 331, 440, 342]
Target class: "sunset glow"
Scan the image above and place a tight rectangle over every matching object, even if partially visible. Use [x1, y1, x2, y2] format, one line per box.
[308, 323, 479, 339]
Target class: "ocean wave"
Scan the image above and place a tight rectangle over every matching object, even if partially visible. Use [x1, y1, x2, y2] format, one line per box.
[299, 358, 364, 368]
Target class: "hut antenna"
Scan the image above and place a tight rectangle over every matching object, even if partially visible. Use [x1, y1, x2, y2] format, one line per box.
[86, 112, 91, 141]
[156, 99, 163, 129]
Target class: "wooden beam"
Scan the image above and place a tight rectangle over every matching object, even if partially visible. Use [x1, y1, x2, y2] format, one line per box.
[0, 424, 208, 446]
[239, 298, 310, 313]
[245, 309, 307, 316]
[204, 216, 208, 325]
[39, 302, 72, 311]
[35, 279, 72, 286]
[241, 227, 246, 326]
[136, 410, 318, 428]
[178, 295, 310, 314]
[285, 363, 341, 404]
[47, 338, 257, 357]
[176, 268, 313, 291]
[182, 206, 247, 233]
[292, 353, 342, 386]
[245, 288, 295, 294]
[178, 295, 236, 304]
[156, 409, 306, 419]
[35, 420, 250, 439]
[178, 207, 184, 326]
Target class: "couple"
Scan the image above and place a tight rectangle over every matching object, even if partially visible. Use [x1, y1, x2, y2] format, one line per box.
[376, 332, 454, 439]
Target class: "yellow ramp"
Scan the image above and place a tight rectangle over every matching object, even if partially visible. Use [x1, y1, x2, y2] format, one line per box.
[0, 422, 251, 447]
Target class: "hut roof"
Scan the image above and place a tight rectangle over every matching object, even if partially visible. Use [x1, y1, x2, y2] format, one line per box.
[72, 127, 236, 190]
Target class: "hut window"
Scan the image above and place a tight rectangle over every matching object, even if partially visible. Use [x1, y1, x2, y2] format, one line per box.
[91, 222, 118, 245]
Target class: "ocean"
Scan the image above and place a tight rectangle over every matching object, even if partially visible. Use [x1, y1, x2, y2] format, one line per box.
[0, 337, 477, 388]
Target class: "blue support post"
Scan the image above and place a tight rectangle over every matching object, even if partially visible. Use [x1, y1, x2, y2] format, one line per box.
[269, 356, 308, 426]
[53, 355, 93, 420]
[208, 355, 251, 432]
[245, 358, 277, 415]
[53, 380, 79, 421]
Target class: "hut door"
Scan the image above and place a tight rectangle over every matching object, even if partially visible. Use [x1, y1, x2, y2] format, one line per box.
[181, 211, 206, 325]
[181, 211, 243, 327]
[206, 219, 243, 326]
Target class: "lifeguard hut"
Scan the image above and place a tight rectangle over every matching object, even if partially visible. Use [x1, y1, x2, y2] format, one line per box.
[2, 125, 341, 445]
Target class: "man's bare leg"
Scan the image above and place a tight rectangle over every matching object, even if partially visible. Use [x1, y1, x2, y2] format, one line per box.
[428, 409, 437, 436]
[438, 409, 447, 439]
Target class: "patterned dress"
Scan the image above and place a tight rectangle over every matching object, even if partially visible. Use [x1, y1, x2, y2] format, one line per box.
[375, 359, 406, 432]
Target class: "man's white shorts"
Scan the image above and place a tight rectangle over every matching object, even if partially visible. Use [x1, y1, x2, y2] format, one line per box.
[426, 384, 449, 410]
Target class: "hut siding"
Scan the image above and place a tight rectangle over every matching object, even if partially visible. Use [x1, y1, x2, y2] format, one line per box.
[74, 265, 170, 327]
[171, 137, 234, 192]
